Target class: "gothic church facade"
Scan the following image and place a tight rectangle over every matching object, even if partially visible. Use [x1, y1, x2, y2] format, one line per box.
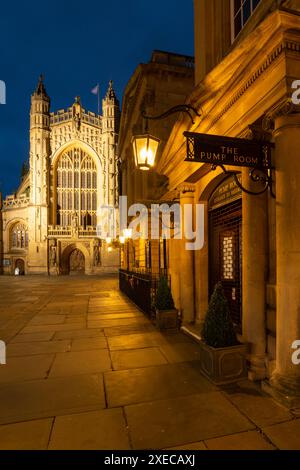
[1, 77, 120, 275]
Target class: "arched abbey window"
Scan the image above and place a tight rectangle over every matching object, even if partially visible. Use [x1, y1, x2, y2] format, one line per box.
[56, 148, 98, 226]
[10, 223, 29, 249]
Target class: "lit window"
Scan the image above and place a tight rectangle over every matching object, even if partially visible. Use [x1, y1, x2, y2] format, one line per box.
[231, 0, 261, 41]
[56, 147, 97, 227]
[221, 232, 237, 281]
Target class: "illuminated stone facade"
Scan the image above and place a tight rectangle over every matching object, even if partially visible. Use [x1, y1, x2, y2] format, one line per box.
[1, 77, 120, 275]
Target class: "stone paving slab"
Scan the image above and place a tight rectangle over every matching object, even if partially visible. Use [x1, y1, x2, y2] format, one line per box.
[111, 347, 168, 370]
[28, 315, 66, 326]
[108, 332, 168, 351]
[0, 418, 53, 450]
[48, 350, 112, 377]
[223, 381, 293, 427]
[21, 323, 85, 334]
[158, 342, 202, 363]
[0, 354, 54, 383]
[48, 409, 130, 450]
[124, 392, 254, 449]
[54, 328, 105, 340]
[10, 332, 55, 343]
[104, 324, 155, 337]
[88, 313, 143, 320]
[204, 431, 276, 450]
[104, 362, 216, 407]
[71, 337, 108, 351]
[7, 340, 71, 357]
[88, 318, 149, 329]
[262, 419, 300, 450]
[0, 374, 105, 425]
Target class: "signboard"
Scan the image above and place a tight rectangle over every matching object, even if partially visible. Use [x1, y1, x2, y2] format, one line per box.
[184, 132, 273, 169]
[209, 175, 242, 210]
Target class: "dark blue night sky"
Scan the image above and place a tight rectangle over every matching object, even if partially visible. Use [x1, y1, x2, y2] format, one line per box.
[0, 0, 194, 197]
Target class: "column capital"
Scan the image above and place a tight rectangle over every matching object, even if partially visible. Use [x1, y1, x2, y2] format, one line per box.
[262, 98, 300, 131]
[177, 182, 196, 195]
[242, 123, 272, 142]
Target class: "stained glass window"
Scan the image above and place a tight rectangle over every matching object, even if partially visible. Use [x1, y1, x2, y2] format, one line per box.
[56, 148, 98, 226]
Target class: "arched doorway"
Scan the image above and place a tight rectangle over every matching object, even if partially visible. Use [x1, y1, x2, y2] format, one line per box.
[69, 249, 85, 275]
[209, 175, 242, 330]
[15, 259, 25, 275]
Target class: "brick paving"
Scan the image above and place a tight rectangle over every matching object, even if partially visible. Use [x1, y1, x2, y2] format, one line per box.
[0, 274, 299, 449]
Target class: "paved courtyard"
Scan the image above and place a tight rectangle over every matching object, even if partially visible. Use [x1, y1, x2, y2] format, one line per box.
[0, 274, 299, 450]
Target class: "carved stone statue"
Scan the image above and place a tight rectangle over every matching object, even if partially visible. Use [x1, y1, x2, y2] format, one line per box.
[71, 211, 79, 237]
[94, 244, 101, 266]
[73, 96, 82, 132]
[50, 243, 57, 267]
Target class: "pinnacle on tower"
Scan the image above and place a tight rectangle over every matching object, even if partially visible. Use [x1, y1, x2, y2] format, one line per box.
[33, 74, 49, 99]
[105, 80, 118, 101]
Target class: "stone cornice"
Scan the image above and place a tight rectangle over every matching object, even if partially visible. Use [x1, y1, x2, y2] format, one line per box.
[262, 98, 300, 130]
[207, 38, 300, 130]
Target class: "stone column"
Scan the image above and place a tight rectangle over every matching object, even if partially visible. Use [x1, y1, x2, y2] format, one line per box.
[178, 183, 196, 324]
[242, 168, 268, 381]
[269, 108, 300, 404]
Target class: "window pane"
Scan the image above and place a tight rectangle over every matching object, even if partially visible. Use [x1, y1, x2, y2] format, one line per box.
[234, 10, 242, 38]
[243, 0, 251, 24]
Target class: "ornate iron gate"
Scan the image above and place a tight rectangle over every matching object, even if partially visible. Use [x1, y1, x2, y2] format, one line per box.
[209, 198, 242, 330]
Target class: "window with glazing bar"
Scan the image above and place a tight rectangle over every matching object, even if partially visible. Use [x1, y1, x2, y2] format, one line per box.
[231, 0, 261, 41]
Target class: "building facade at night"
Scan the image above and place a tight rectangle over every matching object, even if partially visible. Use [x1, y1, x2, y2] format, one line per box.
[120, 0, 300, 405]
[0, 77, 120, 275]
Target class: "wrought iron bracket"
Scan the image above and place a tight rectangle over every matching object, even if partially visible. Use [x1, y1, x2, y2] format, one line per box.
[210, 163, 276, 199]
[142, 104, 201, 128]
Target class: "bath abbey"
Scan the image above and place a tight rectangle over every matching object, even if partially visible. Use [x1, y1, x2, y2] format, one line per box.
[0, 76, 120, 275]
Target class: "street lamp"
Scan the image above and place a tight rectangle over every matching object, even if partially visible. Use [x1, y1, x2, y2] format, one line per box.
[132, 104, 201, 171]
[131, 134, 160, 170]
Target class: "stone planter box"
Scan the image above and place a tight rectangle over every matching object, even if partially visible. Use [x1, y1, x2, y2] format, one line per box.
[199, 340, 247, 384]
[156, 308, 179, 331]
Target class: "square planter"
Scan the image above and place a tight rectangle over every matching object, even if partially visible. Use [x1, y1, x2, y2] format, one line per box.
[156, 308, 179, 331]
[199, 340, 247, 384]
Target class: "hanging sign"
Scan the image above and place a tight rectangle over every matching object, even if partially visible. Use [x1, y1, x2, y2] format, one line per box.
[184, 132, 273, 169]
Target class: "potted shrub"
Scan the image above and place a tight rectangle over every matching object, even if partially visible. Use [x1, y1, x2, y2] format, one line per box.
[199, 282, 247, 384]
[154, 277, 179, 331]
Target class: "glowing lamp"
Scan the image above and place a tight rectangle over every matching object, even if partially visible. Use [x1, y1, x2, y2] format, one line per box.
[131, 134, 160, 170]
[123, 228, 133, 239]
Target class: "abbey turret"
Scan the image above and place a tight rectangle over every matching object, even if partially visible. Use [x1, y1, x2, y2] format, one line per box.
[28, 76, 51, 272]
[102, 81, 120, 206]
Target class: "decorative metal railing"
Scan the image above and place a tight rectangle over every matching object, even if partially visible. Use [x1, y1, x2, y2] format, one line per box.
[119, 269, 170, 316]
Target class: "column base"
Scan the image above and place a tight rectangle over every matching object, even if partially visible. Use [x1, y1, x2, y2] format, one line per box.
[247, 354, 267, 381]
[262, 373, 300, 409]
